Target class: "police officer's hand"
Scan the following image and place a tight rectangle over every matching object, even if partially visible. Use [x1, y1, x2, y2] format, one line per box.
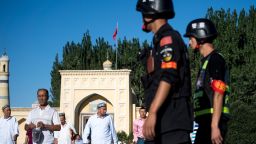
[211, 127, 223, 144]
[143, 112, 157, 140]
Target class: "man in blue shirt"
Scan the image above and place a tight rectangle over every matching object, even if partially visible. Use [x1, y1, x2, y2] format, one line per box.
[82, 102, 118, 144]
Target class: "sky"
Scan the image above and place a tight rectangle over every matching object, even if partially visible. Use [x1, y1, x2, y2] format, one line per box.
[0, 0, 255, 107]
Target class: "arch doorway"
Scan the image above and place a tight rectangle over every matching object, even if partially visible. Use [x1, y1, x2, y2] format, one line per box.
[74, 93, 113, 135]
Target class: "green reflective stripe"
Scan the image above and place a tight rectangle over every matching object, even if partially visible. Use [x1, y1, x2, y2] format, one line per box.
[202, 60, 209, 69]
[195, 107, 230, 117]
[223, 107, 230, 113]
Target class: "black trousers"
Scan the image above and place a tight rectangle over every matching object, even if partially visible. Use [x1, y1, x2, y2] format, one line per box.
[194, 117, 228, 144]
[145, 130, 192, 144]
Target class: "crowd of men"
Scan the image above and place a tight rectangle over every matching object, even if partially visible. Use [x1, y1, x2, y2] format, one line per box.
[0, 89, 117, 144]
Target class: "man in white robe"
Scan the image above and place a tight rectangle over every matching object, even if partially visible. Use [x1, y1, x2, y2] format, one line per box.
[0, 105, 19, 144]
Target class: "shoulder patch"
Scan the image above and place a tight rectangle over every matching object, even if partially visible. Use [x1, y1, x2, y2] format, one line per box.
[160, 36, 172, 47]
[160, 48, 173, 62]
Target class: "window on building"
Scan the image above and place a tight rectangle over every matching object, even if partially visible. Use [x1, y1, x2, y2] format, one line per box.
[3, 64, 6, 72]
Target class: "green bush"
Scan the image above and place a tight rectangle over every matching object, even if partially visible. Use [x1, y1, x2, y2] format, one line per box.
[225, 100, 256, 144]
[117, 131, 133, 144]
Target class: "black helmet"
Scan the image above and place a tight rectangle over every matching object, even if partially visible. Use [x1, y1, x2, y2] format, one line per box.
[184, 18, 217, 43]
[136, 0, 175, 19]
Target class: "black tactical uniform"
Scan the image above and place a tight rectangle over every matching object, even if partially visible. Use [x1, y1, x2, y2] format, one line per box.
[137, 0, 193, 143]
[141, 23, 193, 144]
[184, 18, 230, 144]
[194, 51, 230, 144]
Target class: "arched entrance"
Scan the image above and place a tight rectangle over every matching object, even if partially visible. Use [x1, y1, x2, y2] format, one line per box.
[74, 93, 113, 134]
[59, 70, 132, 134]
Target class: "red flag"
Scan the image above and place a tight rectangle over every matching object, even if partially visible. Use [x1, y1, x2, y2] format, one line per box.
[113, 22, 118, 41]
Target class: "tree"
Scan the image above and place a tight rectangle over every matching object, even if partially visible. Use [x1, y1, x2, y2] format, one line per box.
[50, 54, 62, 106]
[117, 38, 147, 106]
[50, 31, 150, 106]
[62, 41, 83, 70]
[93, 37, 113, 69]
[81, 31, 93, 69]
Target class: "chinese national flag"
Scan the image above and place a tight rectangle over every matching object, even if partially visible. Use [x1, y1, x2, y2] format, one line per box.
[112, 22, 118, 41]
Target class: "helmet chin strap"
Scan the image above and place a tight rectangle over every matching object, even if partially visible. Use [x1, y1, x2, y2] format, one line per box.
[193, 44, 200, 53]
[142, 17, 155, 33]
[195, 44, 200, 49]
[142, 24, 151, 33]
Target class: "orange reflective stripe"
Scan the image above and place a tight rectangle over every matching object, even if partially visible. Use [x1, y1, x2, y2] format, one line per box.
[211, 80, 226, 95]
[161, 61, 177, 69]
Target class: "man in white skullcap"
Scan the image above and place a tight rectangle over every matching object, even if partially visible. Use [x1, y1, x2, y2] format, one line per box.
[82, 102, 118, 144]
[0, 104, 19, 144]
[57, 112, 77, 144]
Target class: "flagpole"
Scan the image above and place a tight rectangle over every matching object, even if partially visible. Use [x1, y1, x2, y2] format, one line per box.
[115, 22, 118, 70]
[115, 39, 117, 70]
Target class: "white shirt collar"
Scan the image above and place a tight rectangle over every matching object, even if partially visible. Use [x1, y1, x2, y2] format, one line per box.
[2, 116, 12, 121]
[37, 104, 50, 110]
[96, 113, 107, 118]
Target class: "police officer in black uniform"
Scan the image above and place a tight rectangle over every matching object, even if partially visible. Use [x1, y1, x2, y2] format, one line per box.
[184, 18, 230, 144]
[136, 0, 193, 143]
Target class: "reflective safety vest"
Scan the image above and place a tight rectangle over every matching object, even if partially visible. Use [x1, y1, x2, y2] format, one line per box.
[194, 53, 230, 119]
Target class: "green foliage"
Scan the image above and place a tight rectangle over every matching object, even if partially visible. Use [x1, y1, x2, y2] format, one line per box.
[117, 131, 133, 144]
[117, 38, 147, 105]
[188, 48, 201, 94]
[50, 54, 61, 106]
[225, 99, 256, 144]
[50, 31, 147, 107]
